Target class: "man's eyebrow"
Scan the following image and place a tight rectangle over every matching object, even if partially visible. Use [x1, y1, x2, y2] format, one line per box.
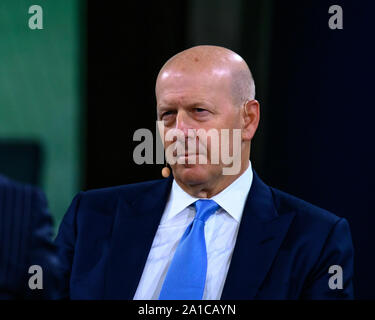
[157, 105, 173, 115]
[186, 101, 216, 111]
[157, 101, 214, 113]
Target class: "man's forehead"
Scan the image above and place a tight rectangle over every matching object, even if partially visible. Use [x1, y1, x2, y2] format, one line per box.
[156, 66, 232, 96]
[155, 46, 253, 107]
[159, 65, 231, 80]
[157, 92, 210, 109]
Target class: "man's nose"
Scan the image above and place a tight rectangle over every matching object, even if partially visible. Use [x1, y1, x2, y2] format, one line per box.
[175, 111, 191, 136]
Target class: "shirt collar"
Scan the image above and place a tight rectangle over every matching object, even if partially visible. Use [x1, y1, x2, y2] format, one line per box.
[162, 161, 253, 223]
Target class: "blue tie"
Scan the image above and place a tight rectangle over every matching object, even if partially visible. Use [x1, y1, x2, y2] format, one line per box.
[159, 199, 220, 300]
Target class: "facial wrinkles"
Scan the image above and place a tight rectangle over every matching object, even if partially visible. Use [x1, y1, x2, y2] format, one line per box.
[157, 52, 241, 164]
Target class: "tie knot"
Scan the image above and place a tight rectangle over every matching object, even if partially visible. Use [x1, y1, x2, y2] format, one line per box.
[194, 199, 219, 223]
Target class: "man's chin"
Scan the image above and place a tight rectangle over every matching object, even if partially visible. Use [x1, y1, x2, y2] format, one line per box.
[172, 164, 211, 186]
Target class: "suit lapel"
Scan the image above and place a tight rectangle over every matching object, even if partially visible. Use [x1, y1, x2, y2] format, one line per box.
[103, 171, 295, 300]
[220, 172, 296, 300]
[104, 177, 173, 299]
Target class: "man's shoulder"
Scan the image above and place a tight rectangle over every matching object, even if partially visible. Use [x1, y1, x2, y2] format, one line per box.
[63, 178, 171, 228]
[270, 186, 343, 228]
[0, 174, 45, 204]
[264, 185, 352, 260]
[75, 178, 170, 213]
[0, 174, 19, 189]
[82, 178, 168, 199]
[0, 174, 9, 185]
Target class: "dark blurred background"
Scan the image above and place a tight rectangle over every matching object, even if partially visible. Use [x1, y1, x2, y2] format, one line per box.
[1, 0, 374, 299]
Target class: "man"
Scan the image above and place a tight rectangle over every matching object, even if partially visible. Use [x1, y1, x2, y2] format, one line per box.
[0, 175, 60, 299]
[55, 45, 354, 299]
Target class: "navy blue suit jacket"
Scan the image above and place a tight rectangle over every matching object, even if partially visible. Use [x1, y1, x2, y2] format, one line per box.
[0, 175, 60, 299]
[55, 171, 354, 299]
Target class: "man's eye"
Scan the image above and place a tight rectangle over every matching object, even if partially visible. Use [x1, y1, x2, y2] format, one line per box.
[162, 111, 174, 118]
[194, 108, 208, 113]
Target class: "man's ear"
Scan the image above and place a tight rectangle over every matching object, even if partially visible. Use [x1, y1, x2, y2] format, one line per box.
[242, 99, 260, 141]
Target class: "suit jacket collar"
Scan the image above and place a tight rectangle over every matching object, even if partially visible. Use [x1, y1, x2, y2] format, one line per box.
[104, 171, 296, 300]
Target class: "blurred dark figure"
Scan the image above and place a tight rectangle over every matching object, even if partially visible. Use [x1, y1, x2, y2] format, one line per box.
[0, 175, 60, 299]
[0, 140, 43, 186]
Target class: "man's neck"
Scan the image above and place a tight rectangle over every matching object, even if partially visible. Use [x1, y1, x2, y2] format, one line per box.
[175, 159, 250, 199]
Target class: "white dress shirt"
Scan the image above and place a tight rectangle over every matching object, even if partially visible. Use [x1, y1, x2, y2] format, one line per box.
[133, 161, 253, 300]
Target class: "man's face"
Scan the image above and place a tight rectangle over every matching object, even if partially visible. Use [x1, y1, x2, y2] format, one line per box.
[156, 67, 242, 187]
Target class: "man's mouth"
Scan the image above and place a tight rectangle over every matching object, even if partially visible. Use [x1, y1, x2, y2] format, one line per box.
[176, 152, 198, 157]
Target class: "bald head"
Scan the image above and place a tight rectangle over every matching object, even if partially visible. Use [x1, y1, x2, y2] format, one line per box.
[156, 45, 255, 107]
[155, 45, 260, 197]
